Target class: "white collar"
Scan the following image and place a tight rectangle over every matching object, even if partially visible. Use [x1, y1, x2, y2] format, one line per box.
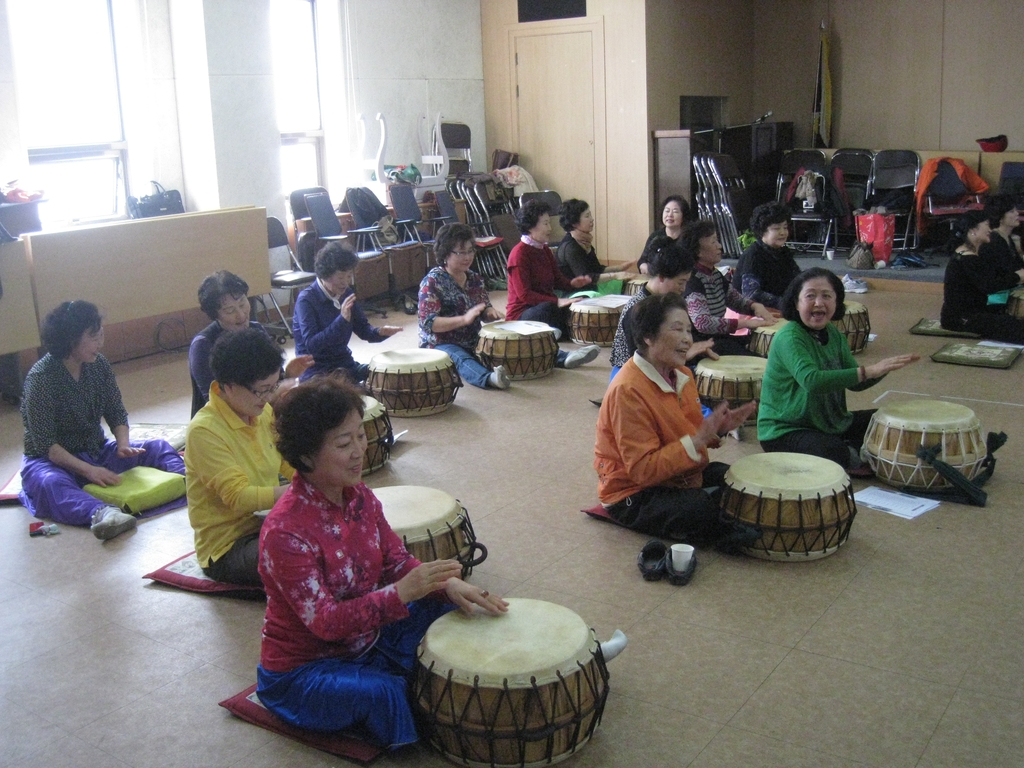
[632, 352, 687, 395]
[317, 278, 344, 310]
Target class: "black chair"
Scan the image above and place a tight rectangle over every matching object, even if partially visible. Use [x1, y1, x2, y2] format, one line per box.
[998, 162, 1024, 204]
[302, 191, 348, 243]
[776, 149, 833, 256]
[828, 149, 874, 247]
[254, 217, 315, 339]
[389, 184, 449, 247]
[868, 150, 920, 249]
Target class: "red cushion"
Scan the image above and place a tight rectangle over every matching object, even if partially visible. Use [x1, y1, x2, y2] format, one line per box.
[474, 236, 502, 248]
[219, 684, 382, 764]
[581, 504, 622, 525]
[143, 552, 264, 595]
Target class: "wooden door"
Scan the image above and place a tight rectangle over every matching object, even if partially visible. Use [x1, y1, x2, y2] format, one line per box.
[510, 21, 605, 249]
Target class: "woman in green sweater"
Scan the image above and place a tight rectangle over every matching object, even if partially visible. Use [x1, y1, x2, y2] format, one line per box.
[758, 268, 918, 474]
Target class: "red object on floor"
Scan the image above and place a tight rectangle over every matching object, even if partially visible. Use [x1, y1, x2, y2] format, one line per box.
[855, 213, 895, 263]
[219, 684, 383, 764]
[581, 504, 622, 525]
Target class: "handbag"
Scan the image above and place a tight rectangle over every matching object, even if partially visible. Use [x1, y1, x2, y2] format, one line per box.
[846, 241, 875, 270]
[127, 181, 185, 219]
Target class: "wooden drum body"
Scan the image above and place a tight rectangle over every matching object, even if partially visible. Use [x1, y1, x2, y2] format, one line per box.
[862, 400, 985, 490]
[1007, 288, 1024, 319]
[476, 321, 559, 380]
[721, 453, 857, 560]
[376, 485, 486, 577]
[694, 356, 766, 419]
[367, 349, 462, 417]
[413, 598, 609, 768]
[749, 319, 789, 358]
[622, 276, 650, 297]
[361, 396, 393, 475]
[833, 301, 871, 354]
[569, 296, 629, 346]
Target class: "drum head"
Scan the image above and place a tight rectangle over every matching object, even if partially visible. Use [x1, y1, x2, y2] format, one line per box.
[361, 395, 385, 420]
[695, 355, 767, 379]
[418, 598, 595, 687]
[753, 319, 787, 338]
[725, 452, 850, 500]
[376, 486, 460, 542]
[844, 300, 867, 314]
[478, 320, 556, 339]
[571, 295, 630, 313]
[369, 348, 452, 371]
[874, 399, 979, 430]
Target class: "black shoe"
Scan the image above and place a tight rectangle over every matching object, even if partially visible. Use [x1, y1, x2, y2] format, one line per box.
[665, 551, 697, 585]
[637, 539, 668, 581]
[716, 523, 762, 555]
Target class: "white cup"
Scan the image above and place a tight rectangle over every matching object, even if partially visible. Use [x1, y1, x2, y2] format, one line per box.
[670, 543, 694, 571]
[826, 248, 836, 260]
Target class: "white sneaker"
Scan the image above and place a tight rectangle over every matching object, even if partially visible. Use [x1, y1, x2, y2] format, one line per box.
[842, 274, 868, 294]
[563, 345, 600, 369]
[488, 365, 511, 390]
[90, 505, 137, 541]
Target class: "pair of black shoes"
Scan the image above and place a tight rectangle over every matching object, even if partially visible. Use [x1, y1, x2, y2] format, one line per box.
[637, 540, 697, 585]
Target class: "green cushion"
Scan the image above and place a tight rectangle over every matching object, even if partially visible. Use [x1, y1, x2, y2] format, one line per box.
[84, 466, 186, 515]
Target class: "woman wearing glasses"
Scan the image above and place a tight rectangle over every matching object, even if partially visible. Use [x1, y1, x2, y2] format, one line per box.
[417, 223, 510, 389]
[185, 328, 295, 586]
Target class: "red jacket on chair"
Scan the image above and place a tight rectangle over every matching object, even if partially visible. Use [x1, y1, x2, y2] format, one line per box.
[915, 157, 989, 232]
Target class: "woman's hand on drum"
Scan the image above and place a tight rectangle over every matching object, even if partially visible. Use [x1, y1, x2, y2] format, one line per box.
[738, 315, 770, 330]
[685, 340, 718, 362]
[569, 275, 593, 289]
[483, 306, 504, 322]
[445, 579, 510, 616]
[751, 303, 776, 324]
[463, 303, 488, 326]
[396, 560, 464, 604]
[284, 354, 315, 380]
[379, 326, 403, 338]
[558, 296, 584, 308]
[864, 354, 920, 379]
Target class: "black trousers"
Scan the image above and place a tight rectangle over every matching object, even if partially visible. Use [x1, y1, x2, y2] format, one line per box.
[606, 462, 731, 542]
[760, 409, 875, 469]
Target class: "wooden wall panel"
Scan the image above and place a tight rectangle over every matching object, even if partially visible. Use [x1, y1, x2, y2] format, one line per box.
[0, 239, 41, 355]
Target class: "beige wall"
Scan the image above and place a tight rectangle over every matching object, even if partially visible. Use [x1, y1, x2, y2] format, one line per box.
[480, 0, 649, 264]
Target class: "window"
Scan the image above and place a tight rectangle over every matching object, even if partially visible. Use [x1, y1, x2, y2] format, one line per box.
[8, 0, 127, 224]
[270, 0, 324, 195]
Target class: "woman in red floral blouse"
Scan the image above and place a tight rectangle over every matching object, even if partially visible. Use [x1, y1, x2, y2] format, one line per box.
[256, 376, 507, 748]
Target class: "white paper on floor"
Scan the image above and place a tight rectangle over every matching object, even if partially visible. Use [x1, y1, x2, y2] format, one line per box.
[853, 486, 940, 519]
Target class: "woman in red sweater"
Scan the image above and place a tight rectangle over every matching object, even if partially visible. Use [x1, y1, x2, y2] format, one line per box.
[256, 376, 507, 748]
[506, 199, 601, 368]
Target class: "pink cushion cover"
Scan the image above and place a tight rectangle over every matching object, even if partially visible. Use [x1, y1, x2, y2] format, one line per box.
[581, 504, 622, 525]
[143, 552, 263, 595]
[219, 684, 382, 764]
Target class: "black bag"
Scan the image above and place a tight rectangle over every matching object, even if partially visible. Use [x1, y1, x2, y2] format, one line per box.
[127, 181, 185, 219]
[339, 187, 389, 228]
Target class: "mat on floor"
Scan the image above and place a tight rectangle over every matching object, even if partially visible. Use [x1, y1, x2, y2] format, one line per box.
[131, 423, 188, 451]
[909, 318, 979, 338]
[143, 552, 264, 596]
[219, 684, 383, 764]
[0, 470, 22, 503]
[931, 342, 1022, 368]
[581, 504, 623, 526]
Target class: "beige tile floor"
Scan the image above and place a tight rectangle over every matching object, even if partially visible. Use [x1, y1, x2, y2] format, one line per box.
[1, 287, 1023, 768]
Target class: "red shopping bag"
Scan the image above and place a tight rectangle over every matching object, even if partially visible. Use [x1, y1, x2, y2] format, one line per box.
[855, 214, 895, 263]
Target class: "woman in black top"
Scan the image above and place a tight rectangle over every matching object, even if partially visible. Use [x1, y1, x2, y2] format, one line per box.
[941, 211, 1024, 342]
[555, 198, 635, 290]
[979, 195, 1023, 274]
[637, 196, 689, 274]
[734, 202, 800, 310]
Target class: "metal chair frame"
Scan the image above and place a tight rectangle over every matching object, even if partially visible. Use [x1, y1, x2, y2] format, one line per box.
[868, 150, 920, 250]
[775, 149, 833, 257]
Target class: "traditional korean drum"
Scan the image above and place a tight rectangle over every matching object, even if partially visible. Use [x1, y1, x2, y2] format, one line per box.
[1007, 287, 1024, 319]
[622, 276, 650, 297]
[367, 349, 461, 417]
[376, 485, 486, 577]
[862, 400, 986, 490]
[720, 453, 857, 560]
[569, 295, 630, 346]
[749, 319, 789, 358]
[694, 356, 766, 419]
[413, 598, 609, 767]
[833, 301, 871, 354]
[361, 396, 393, 475]
[476, 321, 559, 380]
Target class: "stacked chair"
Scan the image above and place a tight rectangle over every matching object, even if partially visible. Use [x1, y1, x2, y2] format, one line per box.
[692, 152, 751, 257]
[445, 176, 514, 281]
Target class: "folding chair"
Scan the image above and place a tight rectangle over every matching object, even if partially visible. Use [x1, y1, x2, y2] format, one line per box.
[998, 162, 1024, 205]
[868, 150, 920, 249]
[388, 184, 450, 248]
[829, 149, 873, 246]
[776, 149, 833, 256]
[920, 159, 985, 235]
[435, 190, 507, 282]
[255, 217, 316, 340]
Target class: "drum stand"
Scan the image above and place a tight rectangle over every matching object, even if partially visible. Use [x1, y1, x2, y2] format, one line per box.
[913, 431, 1007, 507]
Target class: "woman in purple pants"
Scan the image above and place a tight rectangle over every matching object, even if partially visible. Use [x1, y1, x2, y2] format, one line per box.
[19, 301, 185, 540]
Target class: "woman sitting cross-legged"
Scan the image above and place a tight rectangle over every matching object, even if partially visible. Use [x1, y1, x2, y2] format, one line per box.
[505, 199, 601, 369]
[683, 219, 775, 356]
[256, 376, 508, 748]
[734, 202, 800, 310]
[292, 242, 403, 384]
[418, 222, 511, 390]
[186, 328, 295, 586]
[941, 210, 1024, 343]
[595, 293, 757, 545]
[555, 198, 636, 293]
[20, 300, 185, 540]
[608, 235, 715, 380]
[189, 270, 312, 417]
[759, 268, 918, 473]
